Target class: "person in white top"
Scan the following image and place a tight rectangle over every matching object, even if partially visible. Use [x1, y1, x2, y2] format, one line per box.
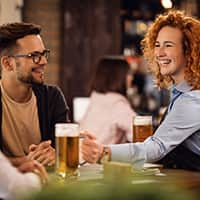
[0, 150, 48, 200]
[79, 56, 136, 145]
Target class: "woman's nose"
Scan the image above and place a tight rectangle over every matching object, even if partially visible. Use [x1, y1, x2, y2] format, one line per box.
[156, 46, 166, 57]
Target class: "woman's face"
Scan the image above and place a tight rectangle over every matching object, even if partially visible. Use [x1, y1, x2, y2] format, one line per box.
[154, 26, 187, 84]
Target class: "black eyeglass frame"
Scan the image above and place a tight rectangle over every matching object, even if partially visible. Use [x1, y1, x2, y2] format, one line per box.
[8, 49, 50, 64]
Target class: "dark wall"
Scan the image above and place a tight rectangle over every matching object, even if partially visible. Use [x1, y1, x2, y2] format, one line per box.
[61, 0, 121, 120]
[23, 0, 62, 85]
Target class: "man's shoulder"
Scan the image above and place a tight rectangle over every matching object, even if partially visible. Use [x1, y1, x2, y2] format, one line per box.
[33, 84, 61, 92]
[32, 84, 64, 98]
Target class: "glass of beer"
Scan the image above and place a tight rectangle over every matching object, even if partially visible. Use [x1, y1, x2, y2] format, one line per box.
[133, 116, 153, 142]
[55, 123, 79, 179]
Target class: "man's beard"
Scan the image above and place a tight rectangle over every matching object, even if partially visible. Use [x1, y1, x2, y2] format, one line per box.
[16, 62, 44, 85]
[16, 69, 44, 85]
[18, 74, 44, 85]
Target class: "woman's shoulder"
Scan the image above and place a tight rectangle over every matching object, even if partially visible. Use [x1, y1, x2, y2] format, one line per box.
[90, 91, 128, 105]
[182, 90, 200, 100]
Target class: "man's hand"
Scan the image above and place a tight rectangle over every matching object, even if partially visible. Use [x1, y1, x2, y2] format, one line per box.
[8, 156, 29, 167]
[28, 140, 55, 166]
[18, 160, 48, 184]
[81, 132, 103, 163]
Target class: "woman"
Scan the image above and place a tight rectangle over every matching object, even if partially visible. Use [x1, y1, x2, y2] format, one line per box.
[81, 10, 200, 171]
[79, 56, 136, 145]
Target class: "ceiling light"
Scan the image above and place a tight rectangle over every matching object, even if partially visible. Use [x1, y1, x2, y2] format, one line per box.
[161, 0, 173, 9]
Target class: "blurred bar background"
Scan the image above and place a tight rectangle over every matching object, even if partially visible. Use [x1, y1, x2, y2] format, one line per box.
[0, 0, 199, 120]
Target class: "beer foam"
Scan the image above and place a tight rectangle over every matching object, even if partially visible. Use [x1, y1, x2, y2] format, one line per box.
[133, 116, 152, 126]
[55, 123, 79, 137]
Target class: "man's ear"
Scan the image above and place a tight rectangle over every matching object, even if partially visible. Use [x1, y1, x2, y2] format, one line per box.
[0, 56, 14, 71]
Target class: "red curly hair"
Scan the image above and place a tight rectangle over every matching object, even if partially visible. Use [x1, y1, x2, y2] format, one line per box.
[141, 10, 200, 89]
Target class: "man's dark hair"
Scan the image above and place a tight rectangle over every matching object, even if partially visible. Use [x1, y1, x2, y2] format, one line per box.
[0, 22, 41, 54]
[90, 56, 130, 96]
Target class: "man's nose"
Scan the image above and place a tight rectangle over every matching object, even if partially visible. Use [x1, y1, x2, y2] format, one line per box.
[39, 55, 48, 65]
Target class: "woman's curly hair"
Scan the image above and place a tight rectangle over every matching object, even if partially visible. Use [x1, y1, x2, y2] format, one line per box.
[141, 10, 200, 89]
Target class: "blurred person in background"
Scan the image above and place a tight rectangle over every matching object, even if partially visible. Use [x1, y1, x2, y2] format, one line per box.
[81, 10, 200, 171]
[0, 150, 48, 200]
[79, 56, 136, 145]
[126, 56, 163, 128]
[0, 22, 69, 168]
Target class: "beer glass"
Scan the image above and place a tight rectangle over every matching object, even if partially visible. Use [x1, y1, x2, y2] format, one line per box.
[133, 116, 153, 142]
[55, 123, 79, 178]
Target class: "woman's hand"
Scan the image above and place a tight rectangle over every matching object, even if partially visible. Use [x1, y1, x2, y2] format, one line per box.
[81, 132, 103, 163]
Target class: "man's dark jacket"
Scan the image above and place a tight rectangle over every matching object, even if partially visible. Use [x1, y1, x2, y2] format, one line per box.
[0, 84, 69, 150]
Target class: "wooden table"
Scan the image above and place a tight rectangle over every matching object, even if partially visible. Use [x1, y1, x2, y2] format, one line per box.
[43, 164, 200, 200]
[79, 164, 200, 194]
[157, 169, 200, 192]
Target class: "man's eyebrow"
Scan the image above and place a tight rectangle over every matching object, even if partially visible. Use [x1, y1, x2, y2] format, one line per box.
[29, 50, 44, 54]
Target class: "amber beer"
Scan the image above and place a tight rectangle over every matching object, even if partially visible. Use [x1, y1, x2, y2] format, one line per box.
[133, 116, 153, 142]
[55, 123, 79, 178]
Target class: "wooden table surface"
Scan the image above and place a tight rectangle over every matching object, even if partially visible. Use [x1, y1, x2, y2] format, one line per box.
[157, 168, 200, 192]
[79, 164, 200, 194]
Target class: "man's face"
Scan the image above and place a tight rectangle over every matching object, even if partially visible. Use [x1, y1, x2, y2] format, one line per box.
[154, 26, 187, 84]
[14, 34, 48, 85]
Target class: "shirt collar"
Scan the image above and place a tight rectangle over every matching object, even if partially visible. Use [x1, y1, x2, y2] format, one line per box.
[170, 81, 192, 101]
[172, 80, 192, 93]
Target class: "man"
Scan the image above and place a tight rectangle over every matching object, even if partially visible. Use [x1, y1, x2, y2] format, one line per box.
[0, 150, 48, 199]
[81, 10, 200, 170]
[0, 22, 69, 167]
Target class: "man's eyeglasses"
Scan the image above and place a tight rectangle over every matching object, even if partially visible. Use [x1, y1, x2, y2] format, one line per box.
[8, 49, 50, 64]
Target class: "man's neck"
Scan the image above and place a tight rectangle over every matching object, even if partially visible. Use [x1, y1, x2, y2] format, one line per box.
[1, 79, 32, 103]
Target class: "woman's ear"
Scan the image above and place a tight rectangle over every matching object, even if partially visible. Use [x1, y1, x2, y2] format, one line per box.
[0, 56, 14, 71]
